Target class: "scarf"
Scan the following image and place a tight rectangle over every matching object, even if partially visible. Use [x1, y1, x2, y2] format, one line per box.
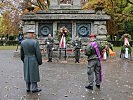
[90, 42, 102, 82]
[59, 34, 66, 48]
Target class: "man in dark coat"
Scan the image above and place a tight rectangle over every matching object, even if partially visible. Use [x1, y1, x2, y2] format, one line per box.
[20, 29, 42, 93]
[72, 36, 82, 63]
[84, 34, 102, 90]
[45, 34, 54, 62]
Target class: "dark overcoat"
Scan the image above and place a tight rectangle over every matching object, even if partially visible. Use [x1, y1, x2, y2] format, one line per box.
[20, 38, 42, 82]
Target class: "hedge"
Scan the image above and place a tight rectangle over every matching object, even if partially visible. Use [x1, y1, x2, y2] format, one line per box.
[108, 40, 133, 47]
[0, 40, 132, 47]
[0, 40, 19, 46]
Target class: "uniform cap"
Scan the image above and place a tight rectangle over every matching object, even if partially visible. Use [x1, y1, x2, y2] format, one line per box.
[89, 34, 96, 38]
[27, 29, 35, 33]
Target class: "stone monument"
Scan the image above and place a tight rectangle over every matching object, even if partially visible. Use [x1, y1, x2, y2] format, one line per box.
[21, 0, 110, 42]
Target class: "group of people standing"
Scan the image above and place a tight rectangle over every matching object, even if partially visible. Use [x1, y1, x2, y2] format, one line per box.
[20, 29, 103, 93]
[44, 34, 82, 63]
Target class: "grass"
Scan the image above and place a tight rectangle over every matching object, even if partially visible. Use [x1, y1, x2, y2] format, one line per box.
[113, 46, 133, 51]
[0, 46, 18, 50]
[0, 46, 131, 51]
[113, 47, 121, 51]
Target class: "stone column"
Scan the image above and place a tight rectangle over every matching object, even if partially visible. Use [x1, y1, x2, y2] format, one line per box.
[53, 21, 57, 38]
[72, 21, 76, 41]
[23, 21, 36, 33]
[93, 21, 98, 35]
[35, 22, 38, 37]
[94, 21, 107, 42]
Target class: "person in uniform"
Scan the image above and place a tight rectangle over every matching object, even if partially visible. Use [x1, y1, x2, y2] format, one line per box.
[20, 29, 42, 93]
[84, 34, 102, 90]
[72, 36, 82, 63]
[16, 32, 23, 51]
[45, 34, 54, 62]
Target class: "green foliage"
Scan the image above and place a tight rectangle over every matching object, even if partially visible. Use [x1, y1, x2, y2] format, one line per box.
[121, 45, 132, 53]
[56, 31, 71, 44]
[106, 35, 111, 41]
[123, 4, 133, 14]
[124, 21, 133, 39]
[8, 35, 17, 40]
[0, 40, 18, 46]
[83, 0, 133, 36]
[0, 16, 7, 35]
[55, 27, 71, 44]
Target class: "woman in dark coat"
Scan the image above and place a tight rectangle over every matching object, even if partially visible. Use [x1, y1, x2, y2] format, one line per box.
[20, 29, 42, 93]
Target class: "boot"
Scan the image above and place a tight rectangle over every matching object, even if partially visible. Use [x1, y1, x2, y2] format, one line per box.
[96, 85, 100, 89]
[49, 58, 52, 62]
[47, 59, 50, 62]
[47, 58, 50, 62]
[85, 85, 93, 90]
[32, 89, 42, 93]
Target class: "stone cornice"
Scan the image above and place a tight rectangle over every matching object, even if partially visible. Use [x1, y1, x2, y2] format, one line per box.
[36, 10, 95, 14]
[21, 13, 110, 21]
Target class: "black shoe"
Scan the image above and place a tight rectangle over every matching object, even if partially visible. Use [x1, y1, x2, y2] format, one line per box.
[47, 60, 50, 62]
[32, 89, 42, 93]
[85, 85, 93, 90]
[96, 85, 100, 89]
[26, 90, 30, 92]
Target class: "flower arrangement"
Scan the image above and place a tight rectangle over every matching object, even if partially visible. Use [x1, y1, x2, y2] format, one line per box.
[120, 34, 131, 43]
[56, 26, 70, 43]
[120, 34, 132, 53]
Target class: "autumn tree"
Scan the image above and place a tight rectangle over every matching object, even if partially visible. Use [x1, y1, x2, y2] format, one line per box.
[0, 0, 50, 37]
[21, 0, 50, 14]
[0, 0, 23, 36]
[82, 0, 133, 39]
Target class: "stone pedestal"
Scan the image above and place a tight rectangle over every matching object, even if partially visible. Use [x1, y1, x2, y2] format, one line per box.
[93, 21, 107, 42]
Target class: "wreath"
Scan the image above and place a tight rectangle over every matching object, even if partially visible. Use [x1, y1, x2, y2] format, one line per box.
[56, 27, 70, 43]
[119, 34, 131, 44]
[120, 34, 132, 53]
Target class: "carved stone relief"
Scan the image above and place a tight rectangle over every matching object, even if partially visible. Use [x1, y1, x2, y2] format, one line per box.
[76, 23, 91, 37]
[98, 25, 107, 34]
[38, 23, 53, 37]
[23, 25, 35, 33]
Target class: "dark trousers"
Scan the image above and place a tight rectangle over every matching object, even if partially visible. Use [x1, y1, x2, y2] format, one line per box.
[47, 48, 53, 61]
[26, 82, 38, 91]
[87, 59, 101, 86]
[74, 49, 80, 62]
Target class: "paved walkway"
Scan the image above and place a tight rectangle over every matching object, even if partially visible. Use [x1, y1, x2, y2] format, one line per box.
[0, 50, 133, 100]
